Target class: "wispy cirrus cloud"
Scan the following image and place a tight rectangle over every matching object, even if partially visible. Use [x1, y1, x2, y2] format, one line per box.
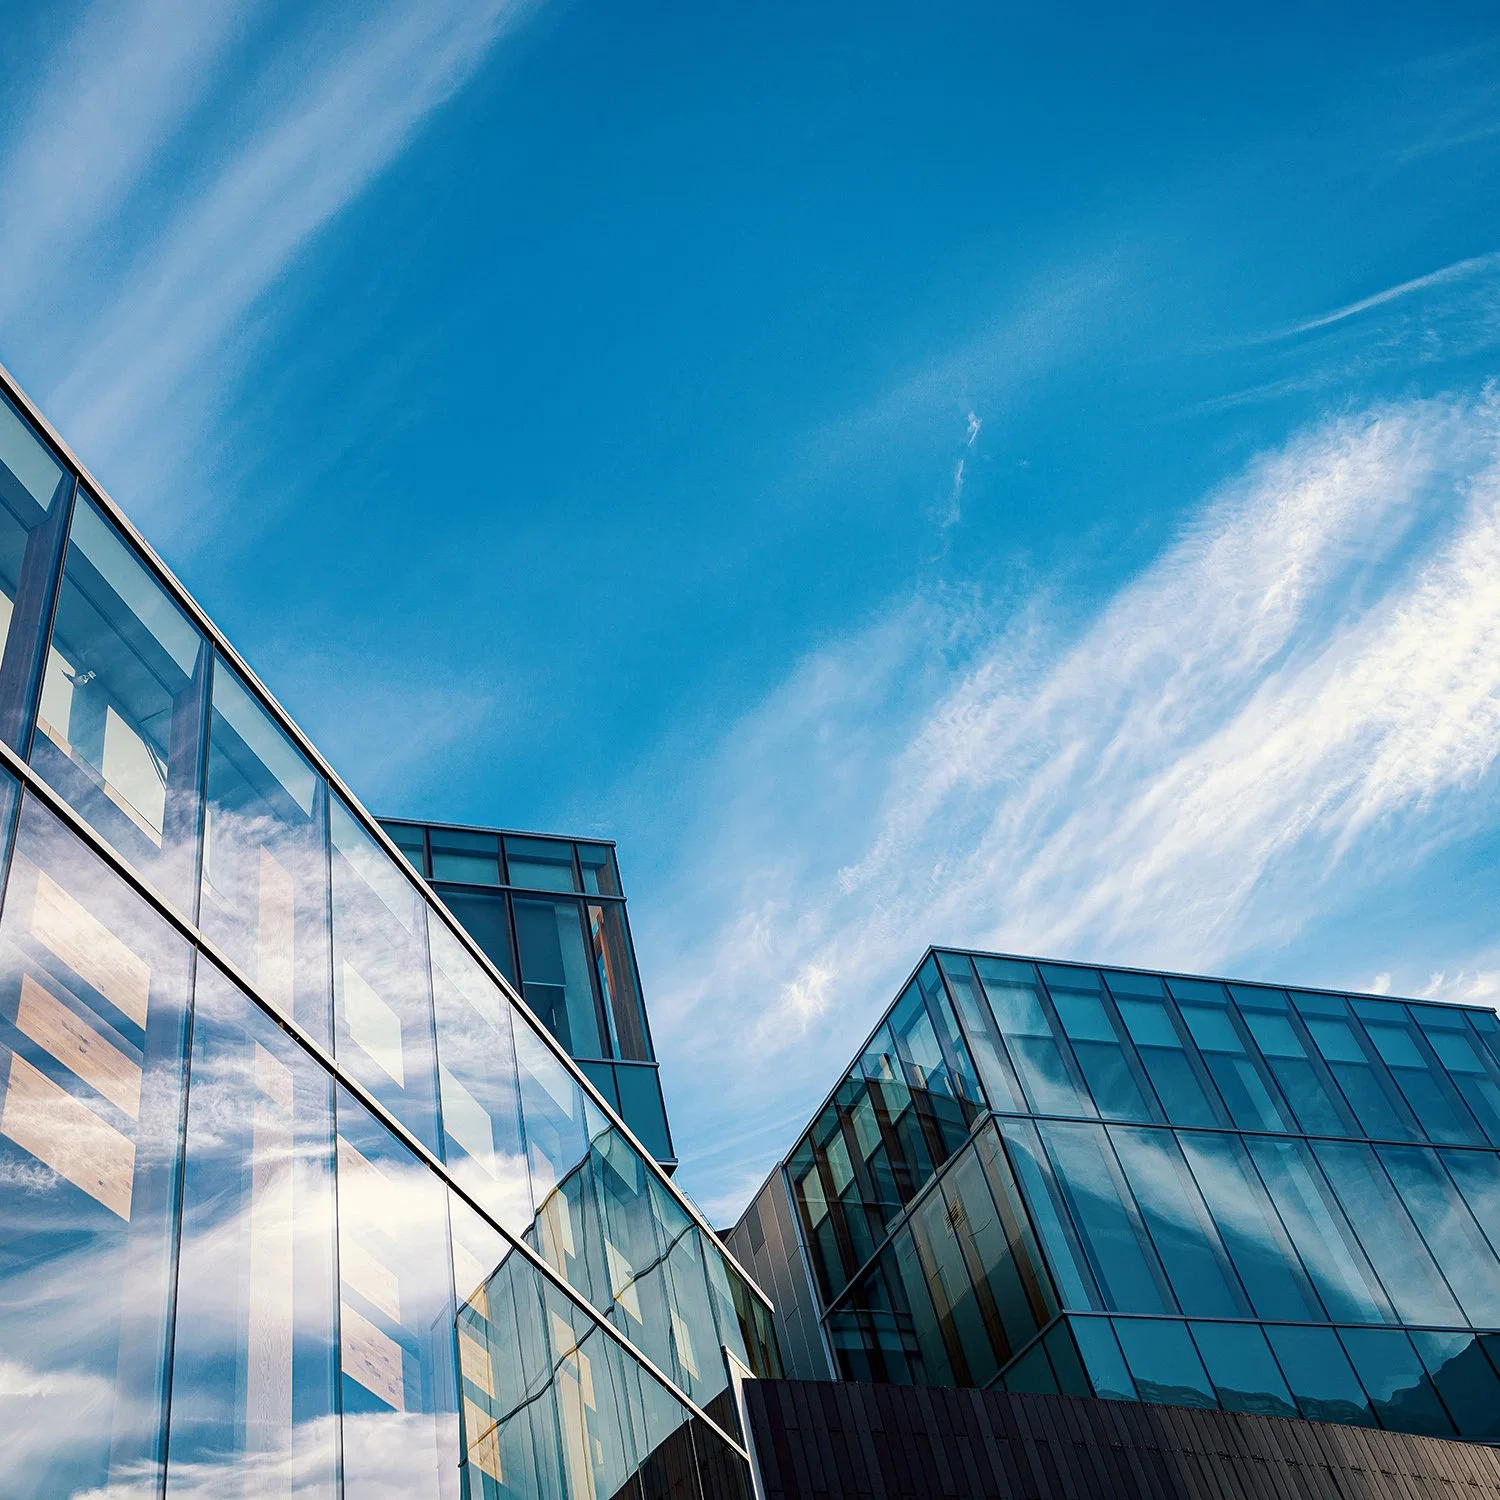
[645, 392, 1500, 1218]
[0, 0, 536, 532]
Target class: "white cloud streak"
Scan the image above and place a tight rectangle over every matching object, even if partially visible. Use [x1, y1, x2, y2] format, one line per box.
[1281, 252, 1500, 337]
[644, 393, 1500, 1217]
[0, 0, 256, 330]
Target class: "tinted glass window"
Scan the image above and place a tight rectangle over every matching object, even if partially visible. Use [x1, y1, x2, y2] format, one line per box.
[514, 896, 605, 1058]
[34, 495, 206, 908]
[430, 827, 500, 886]
[1112, 1319, 1215, 1408]
[1338, 1328, 1454, 1437]
[1188, 1321, 1296, 1418]
[504, 835, 577, 891]
[578, 843, 621, 896]
[0, 793, 192, 1499]
[201, 656, 329, 1044]
[1264, 1324, 1374, 1426]
[1113, 992, 1220, 1127]
[975, 956, 1088, 1115]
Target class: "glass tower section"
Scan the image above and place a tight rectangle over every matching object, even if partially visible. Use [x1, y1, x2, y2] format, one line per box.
[728, 948, 1500, 1443]
[0, 367, 778, 1499]
[377, 817, 674, 1168]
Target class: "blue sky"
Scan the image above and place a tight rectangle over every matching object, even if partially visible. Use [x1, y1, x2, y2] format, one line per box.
[2, 0, 1499, 1218]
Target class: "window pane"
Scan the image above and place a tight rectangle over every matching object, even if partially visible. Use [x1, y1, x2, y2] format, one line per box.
[1040, 1121, 1169, 1314]
[334, 1086, 459, 1498]
[1177, 1132, 1321, 1321]
[1301, 1009, 1418, 1140]
[330, 796, 440, 1151]
[0, 397, 69, 745]
[0, 792, 192, 1498]
[1188, 1321, 1296, 1418]
[1244, 1138, 1390, 1323]
[1440, 1148, 1500, 1263]
[166, 961, 338, 1496]
[504, 835, 577, 892]
[578, 843, 621, 896]
[1048, 982, 1150, 1121]
[937, 951, 1023, 1110]
[1419, 1018, 1500, 1146]
[975, 956, 1089, 1116]
[201, 655, 330, 1044]
[430, 827, 501, 886]
[1108, 1127, 1246, 1317]
[1112, 993, 1220, 1127]
[616, 1063, 673, 1161]
[1357, 1003, 1481, 1145]
[1265, 1324, 1374, 1426]
[33, 494, 206, 907]
[1112, 1318, 1216, 1408]
[428, 913, 532, 1235]
[1233, 994, 1350, 1136]
[380, 821, 426, 875]
[588, 901, 650, 1060]
[1338, 1327, 1455, 1437]
[433, 886, 514, 985]
[1069, 1316, 1137, 1400]
[1412, 1330, 1500, 1441]
[998, 1119, 1099, 1311]
[514, 896, 606, 1059]
[1312, 1140, 1463, 1326]
[1177, 1002, 1289, 1130]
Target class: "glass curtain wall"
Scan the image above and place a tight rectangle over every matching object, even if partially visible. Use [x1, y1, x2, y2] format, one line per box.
[769, 945, 1500, 1443]
[0, 372, 771, 1499]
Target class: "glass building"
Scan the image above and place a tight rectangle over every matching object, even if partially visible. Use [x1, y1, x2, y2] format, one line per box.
[728, 946, 1500, 1444]
[0, 366, 778, 1499]
[376, 818, 674, 1169]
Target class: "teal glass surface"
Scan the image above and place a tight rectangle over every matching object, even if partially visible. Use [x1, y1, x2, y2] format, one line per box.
[1339, 1327, 1455, 1436]
[1188, 1321, 1297, 1418]
[1265, 1324, 1374, 1426]
[1112, 1318, 1216, 1408]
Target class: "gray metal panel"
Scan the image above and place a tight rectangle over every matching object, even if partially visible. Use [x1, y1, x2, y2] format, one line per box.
[727, 1169, 834, 1381]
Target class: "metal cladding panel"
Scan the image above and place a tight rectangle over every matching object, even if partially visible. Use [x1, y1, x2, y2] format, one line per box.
[744, 1378, 1500, 1500]
[727, 1168, 833, 1381]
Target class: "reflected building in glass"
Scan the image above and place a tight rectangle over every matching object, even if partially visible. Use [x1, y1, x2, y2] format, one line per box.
[0, 366, 778, 1499]
[376, 818, 674, 1169]
[728, 946, 1500, 1444]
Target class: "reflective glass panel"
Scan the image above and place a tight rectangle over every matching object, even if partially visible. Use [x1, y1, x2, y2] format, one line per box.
[330, 795, 441, 1151]
[0, 396, 69, 747]
[937, 951, 1022, 1109]
[1299, 1004, 1418, 1140]
[616, 1063, 673, 1161]
[1188, 1321, 1296, 1418]
[1355, 1000, 1481, 1145]
[1338, 1327, 1455, 1437]
[1440, 1148, 1500, 1264]
[588, 901, 650, 1060]
[1411, 1331, 1500, 1441]
[504, 836, 577, 892]
[1069, 1316, 1137, 1400]
[1039, 1121, 1169, 1313]
[382, 821, 427, 875]
[1264, 1324, 1374, 1426]
[998, 1119, 1098, 1311]
[200, 655, 330, 1044]
[1108, 1127, 1245, 1317]
[578, 843, 621, 897]
[974, 956, 1087, 1115]
[430, 827, 501, 886]
[334, 1085, 460, 1498]
[514, 896, 606, 1059]
[1230, 988, 1350, 1135]
[1244, 1137, 1390, 1322]
[1176, 1001, 1289, 1131]
[1046, 973, 1150, 1121]
[0, 792, 192, 1499]
[1417, 1013, 1500, 1146]
[1111, 990, 1220, 1127]
[1112, 1318, 1216, 1407]
[1312, 1140, 1462, 1326]
[34, 494, 207, 908]
[428, 913, 532, 1234]
[166, 961, 338, 1497]
[1375, 1144, 1500, 1326]
[433, 887, 515, 985]
[1177, 1132, 1321, 1321]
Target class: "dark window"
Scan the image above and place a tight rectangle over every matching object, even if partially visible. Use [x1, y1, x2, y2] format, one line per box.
[504, 836, 577, 892]
[429, 827, 500, 886]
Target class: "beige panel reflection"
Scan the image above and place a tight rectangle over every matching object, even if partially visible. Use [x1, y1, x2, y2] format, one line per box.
[30, 870, 150, 1027]
[16, 974, 140, 1116]
[340, 1303, 405, 1410]
[1, 1052, 134, 1217]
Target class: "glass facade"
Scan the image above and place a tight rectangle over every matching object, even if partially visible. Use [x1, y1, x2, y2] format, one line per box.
[376, 817, 673, 1167]
[0, 368, 774, 1498]
[729, 947, 1500, 1444]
